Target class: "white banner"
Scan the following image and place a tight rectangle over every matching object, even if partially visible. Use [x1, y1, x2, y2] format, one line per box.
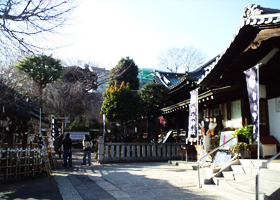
[188, 89, 198, 139]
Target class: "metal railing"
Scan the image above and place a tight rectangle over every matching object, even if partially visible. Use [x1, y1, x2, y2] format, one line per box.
[256, 151, 280, 200]
[197, 137, 237, 188]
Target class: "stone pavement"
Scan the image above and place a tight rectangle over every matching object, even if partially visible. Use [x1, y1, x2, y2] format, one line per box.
[0, 149, 239, 200]
[52, 149, 235, 200]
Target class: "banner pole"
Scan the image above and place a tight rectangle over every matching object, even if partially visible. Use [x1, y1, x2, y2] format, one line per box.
[244, 65, 260, 199]
[196, 88, 199, 163]
[257, 65, 260, 200]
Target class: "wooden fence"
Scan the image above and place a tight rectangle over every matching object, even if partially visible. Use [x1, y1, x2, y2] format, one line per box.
[0, 148, 57, 180]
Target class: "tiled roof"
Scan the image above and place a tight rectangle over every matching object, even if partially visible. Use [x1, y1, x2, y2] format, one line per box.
[197, 4, 280, 85]
[188, 55, 220, 79]
[153, 55, 219, 90]
[153, 71, 185, 89]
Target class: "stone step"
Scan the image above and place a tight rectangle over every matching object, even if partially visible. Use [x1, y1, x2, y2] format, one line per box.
[267, 161, 280, 171]
[207, 171, 280, 198]
[202, 182, 263, 200]
[168, 160, 200, 170]
[238, 159, 280, 170]
[231, 164, 245, 173]
[212, 176, 233, 186]
[221, 171, 235, 180]
[227, 177, 280, 197]
[259, 168, 280, 181]
[230, 164, 280, 180]
[226, 170, 280, 183]
[239, 159, 255, 167]
[231, 165, 257, 173]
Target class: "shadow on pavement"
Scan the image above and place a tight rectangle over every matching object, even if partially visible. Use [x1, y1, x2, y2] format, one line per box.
[0, 176, 63, 200]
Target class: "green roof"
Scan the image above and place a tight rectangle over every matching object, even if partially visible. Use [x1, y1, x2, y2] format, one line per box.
[137, 68, 157, 89]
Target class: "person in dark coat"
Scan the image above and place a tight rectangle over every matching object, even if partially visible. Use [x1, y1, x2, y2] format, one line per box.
[61, 132, 73, 167]
[58, 133, 64, 159]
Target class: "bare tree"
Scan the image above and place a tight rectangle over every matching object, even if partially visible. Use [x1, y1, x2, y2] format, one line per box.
[44, 81, 87, 121]
[0, 63, 41, 109]
[157, 46, 206, 73]
[0, 0, 77, 58]
[43, 64, 108, 122]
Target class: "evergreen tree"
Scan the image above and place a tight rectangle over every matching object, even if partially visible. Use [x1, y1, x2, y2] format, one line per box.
[101, 82, 141, 136]
[107, 57, 139, 90]
[16, 54, 63, 108]
[138, 83, 170, 141]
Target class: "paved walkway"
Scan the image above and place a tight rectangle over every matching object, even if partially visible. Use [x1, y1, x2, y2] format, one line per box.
[52, 150, 234, 200]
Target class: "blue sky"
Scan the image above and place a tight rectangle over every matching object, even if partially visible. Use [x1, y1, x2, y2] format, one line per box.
[52, 0, 280, 71]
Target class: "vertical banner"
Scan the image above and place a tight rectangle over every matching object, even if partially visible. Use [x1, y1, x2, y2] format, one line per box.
[51, 115, 55, 139]
[188, 89, 198, 139]
[245, 66, 259, 139]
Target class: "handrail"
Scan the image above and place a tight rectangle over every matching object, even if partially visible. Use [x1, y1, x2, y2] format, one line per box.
[258, 151, 280, 170]
[256, 151, 280, 200]
[198, 136, 237, 163]
[198, 136, 237, 188]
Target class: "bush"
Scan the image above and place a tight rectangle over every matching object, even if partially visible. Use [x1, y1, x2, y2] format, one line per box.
[232, 125, 253, 145]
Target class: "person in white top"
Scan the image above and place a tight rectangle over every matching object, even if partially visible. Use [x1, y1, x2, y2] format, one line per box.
[82, 134, 93, 166]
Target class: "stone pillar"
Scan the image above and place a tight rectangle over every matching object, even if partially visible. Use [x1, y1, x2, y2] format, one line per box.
[111, 145, 114, 158]
[127, 145, 130, 157]
[132, 145, 136, 157]
[121, 145, 125, 158]
[158, 145, 161, 157]
[163, 145, 166, 157]
[172, 145, 175, 156]
[167, 145, 171, 157]
[137, 145, 141, 157]
[116, 145, 120, 157]
[106, 146, 109, 157]
[176, 145, 180, 156]
[147, 145, 151, 157]
[142, 145, 146, 157]
[152, 141, 156, 157]
[98, 136, 104, 163]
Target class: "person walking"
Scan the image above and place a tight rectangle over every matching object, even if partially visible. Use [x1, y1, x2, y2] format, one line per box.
[62, 132, 73, 167]
[82, 134, 93, 166]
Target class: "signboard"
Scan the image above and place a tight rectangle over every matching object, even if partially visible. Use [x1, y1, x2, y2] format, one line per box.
[219, 131, 238, 150]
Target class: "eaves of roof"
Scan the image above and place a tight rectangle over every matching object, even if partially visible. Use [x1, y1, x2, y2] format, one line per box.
[197, 5, 280, 87]
[161, 85, 242, 113]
